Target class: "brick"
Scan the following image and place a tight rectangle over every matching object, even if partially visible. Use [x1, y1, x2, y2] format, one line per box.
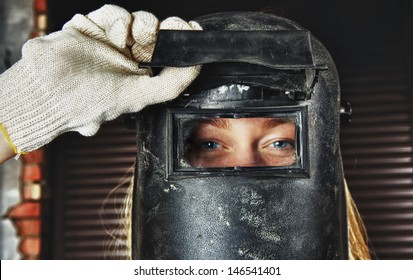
[6, 202, 40, 219]
[35, 0, 47, 12]
[22, 149, 44, 164]
[14, 220, 41, 236]
[36, 14, 47, 31]
[22, 164, 42, 181]
[19, 237, 41, 256]
[23, 182, 42, 200]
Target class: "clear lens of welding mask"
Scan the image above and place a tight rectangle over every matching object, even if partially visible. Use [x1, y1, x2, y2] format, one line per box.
[170, 107, 308, 176]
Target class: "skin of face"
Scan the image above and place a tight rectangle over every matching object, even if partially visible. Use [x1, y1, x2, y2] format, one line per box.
[186, 117, 296, 167]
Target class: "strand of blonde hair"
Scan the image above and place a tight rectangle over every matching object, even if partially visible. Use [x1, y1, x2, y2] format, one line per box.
[345, 180, 371, 259]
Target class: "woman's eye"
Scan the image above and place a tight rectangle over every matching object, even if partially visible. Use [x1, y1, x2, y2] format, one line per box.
[271, 140, 293, 149]
[199, 141, 221, 150]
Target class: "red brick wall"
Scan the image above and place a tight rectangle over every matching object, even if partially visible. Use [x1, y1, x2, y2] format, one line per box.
[6, 150, 43, 259]
[6, 0, 47, 260]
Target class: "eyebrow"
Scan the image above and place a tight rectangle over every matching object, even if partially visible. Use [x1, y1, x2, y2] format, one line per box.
[263, 118, 289, 129]
[201, 118, 232, 130]
[199, 117, 292, 130]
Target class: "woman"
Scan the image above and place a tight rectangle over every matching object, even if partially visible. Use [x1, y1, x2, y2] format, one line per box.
[0, 5, 370, 259]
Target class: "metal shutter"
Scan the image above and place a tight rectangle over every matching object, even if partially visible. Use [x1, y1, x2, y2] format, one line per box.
[334, 1, 413, 259]
[48, 119, 135, 259]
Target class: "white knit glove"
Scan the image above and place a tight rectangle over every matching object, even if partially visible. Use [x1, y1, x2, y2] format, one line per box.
[0, 5, 201, 154]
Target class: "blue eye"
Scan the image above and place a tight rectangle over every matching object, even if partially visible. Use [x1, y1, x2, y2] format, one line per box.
[199, 141, 221, 150]
[271, 141, 292, 149]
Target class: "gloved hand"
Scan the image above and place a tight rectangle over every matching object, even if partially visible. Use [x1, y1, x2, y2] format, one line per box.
[0, 4, 201, 154]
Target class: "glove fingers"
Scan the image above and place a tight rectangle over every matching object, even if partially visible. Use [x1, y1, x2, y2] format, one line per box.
[153, 18, 202, 99]
[126, 65, 201, 111]
[131, 11, 159, 46]
[156, 65, 201, 96]
[160, 16, 193, 30]
[189, 21, 203, 31]
[63, 14, 108, 43]
[146, 18, 202, 97]
[87, 4, 133, 49]
[131, 11, 159, 62]
[131, 43, 154, 62]
[124, 17, 203, 109]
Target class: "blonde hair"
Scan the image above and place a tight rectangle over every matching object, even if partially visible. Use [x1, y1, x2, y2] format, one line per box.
[345, 180, 371, 259]
[121, 177, 134, 260]
[115, 176, 370, 260]
[100, 165, 134, 260]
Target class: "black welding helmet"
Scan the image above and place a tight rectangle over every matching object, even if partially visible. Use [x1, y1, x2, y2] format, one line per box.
[131, 12, 348, 259]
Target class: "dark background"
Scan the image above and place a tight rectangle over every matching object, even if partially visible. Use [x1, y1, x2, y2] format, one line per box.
[43, 0, 413, 259]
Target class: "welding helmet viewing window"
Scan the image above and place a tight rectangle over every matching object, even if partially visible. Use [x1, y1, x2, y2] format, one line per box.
[131, 12, 348, 259]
